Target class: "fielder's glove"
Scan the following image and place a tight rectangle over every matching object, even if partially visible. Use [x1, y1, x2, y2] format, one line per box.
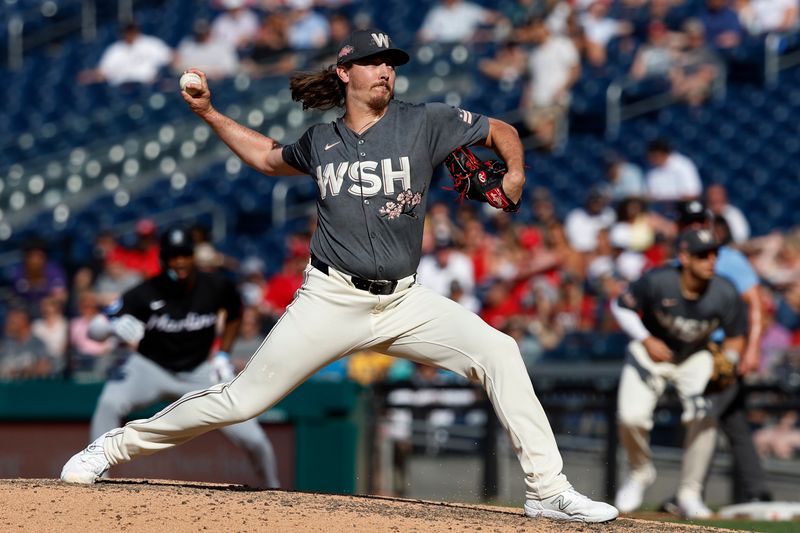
[110, 314, 145, 345]
[210, 351, 235, 383]
[444, 146, 520, 212]
[705, 341, 738, 393]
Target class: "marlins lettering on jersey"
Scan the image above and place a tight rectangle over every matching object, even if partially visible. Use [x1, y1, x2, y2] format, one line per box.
[146, 312, 218, 333]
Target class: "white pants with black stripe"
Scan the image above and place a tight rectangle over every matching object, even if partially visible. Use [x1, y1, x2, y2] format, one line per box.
[102, 263, 571, 499]
[617, 340, 715, 499]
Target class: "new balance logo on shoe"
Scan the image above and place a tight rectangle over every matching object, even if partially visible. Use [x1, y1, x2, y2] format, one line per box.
[552, 496, 569, 511]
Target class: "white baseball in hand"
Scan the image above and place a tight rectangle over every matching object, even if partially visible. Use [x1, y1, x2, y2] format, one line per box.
[180, 72, 203, 96]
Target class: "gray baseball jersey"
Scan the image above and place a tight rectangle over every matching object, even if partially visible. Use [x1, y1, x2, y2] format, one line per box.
[617, 266, 747, 362]
[283, 100, 489, 280]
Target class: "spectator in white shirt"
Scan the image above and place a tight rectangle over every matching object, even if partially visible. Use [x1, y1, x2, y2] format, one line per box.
[417, 0, 499, 43]
[564, 187, 617, 253]
[521, 16, 581, 152]
[286, 0, 330, 51]
[737, 0, 799, 36]
[580, 0, 632, 66]
[645, 138, 703, 202]
[706, 183, 751, 243]
[417, 239, 477, 308]
[211, 0, 260, 51]
[31, 296, 68, 361]
[174, 19, 239, 79]
[79, 23, 172, 86]
[605, 151, 645, 201]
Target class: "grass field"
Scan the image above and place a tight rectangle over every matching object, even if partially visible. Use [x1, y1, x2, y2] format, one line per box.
[665, 518, 799, 532]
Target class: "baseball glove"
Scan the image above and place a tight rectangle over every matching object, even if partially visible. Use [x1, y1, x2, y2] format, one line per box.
[444, 146, 520, 212]
[705, 341, 738, 393]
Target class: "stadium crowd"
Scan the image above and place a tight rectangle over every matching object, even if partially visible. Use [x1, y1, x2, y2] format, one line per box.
[70, 0, 799, 150]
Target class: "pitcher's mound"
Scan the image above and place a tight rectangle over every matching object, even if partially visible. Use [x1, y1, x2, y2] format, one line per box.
[0, 479, 727, 532]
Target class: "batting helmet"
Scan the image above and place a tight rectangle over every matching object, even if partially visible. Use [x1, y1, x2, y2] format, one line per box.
[159, 226, 195, 262]
[677, 199, 712, 227]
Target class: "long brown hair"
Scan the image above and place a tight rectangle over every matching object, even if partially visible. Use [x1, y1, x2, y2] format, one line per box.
[289, 65, 346, 110]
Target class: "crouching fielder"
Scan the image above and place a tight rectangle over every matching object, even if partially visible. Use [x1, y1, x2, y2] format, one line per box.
[612, 228, 747, 517]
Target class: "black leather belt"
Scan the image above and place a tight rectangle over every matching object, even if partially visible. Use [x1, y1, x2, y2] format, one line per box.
[311, 254, 400, 295]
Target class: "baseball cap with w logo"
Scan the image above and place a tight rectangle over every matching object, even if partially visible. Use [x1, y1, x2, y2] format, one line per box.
[336, 29, 410, 66]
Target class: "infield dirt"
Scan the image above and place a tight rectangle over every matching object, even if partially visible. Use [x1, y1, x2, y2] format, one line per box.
[0, 478, 732, 532]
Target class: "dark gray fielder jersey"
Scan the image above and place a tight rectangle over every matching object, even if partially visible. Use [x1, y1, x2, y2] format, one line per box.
[617, 266, 747, 362]
[283, 100, 489, 280]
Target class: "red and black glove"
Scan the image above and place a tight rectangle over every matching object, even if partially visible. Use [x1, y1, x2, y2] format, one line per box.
[444, 146, 520, 212]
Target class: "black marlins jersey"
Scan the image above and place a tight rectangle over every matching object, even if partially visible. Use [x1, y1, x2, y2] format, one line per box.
[617, 266, 747, 361]
[109, 271, 243, 372]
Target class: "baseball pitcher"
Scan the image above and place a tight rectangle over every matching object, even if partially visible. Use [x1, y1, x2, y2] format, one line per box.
[62, 29, 616, 523]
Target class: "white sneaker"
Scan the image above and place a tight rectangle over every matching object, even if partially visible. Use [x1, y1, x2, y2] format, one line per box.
[524, 487, 619, 523]
[614, 465, 656, 513]
[60, 433, 111, 484]
[677, 493, 713, 519]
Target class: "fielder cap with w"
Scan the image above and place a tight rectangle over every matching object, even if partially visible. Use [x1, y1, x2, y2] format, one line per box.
[677, 228, 720, 255]
[336, 29, 410, 66]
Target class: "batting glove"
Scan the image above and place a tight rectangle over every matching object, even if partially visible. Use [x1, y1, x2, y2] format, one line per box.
[110, 314, 145, 344]
[210, 351, 235, 383]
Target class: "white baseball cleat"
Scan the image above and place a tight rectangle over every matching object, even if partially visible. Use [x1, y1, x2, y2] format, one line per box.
[677, 493, 713, 519]
[60, 433, 111, 484]
[614, 465, 656, 513]
[524, 487, 619, 523]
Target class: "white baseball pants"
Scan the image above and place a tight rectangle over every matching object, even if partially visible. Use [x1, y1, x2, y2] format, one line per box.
[102, 262, 571, 499]
[617, 340, 715, 498]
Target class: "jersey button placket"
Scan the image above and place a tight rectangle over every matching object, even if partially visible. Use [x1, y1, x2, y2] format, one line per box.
[359, 137, 377, 286]
[360, 144, 369, 205]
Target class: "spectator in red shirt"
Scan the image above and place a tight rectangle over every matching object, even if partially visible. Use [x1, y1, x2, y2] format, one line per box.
[110, 219, 161, 278]
[262, 238, 310, 320]
[480, 279, 523, 330]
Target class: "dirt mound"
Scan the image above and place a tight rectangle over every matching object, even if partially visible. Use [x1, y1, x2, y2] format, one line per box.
[0, 479, 727, 532]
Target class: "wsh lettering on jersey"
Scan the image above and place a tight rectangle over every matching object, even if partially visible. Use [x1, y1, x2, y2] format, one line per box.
[315, 157, 411, 199]
[146, 312, 217, 333]
[655, 311, 719, 343]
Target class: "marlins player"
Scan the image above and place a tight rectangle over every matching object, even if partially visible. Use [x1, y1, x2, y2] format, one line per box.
[62, 29, 617, 523]
[82, 226, 280, 488]
[612, 228, 747, 517]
